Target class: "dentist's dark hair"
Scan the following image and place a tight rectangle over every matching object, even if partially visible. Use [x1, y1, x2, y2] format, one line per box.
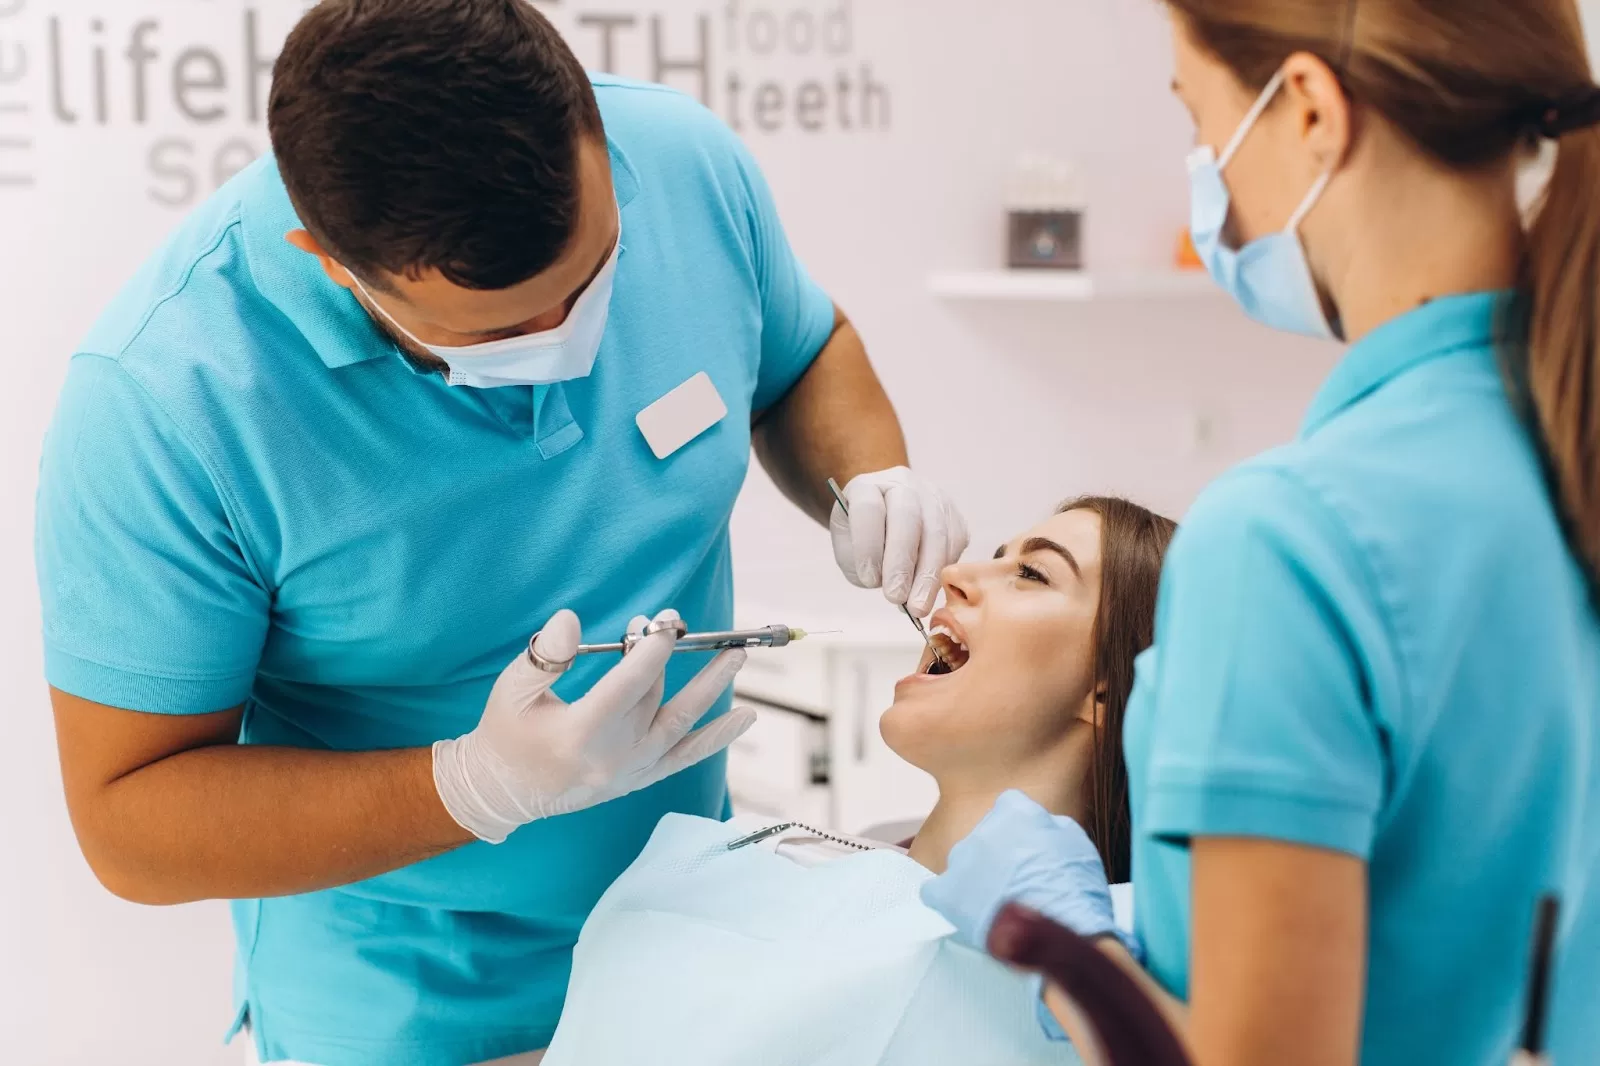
[268, 0, 604, 293]
[1163, 0, 1600, 602]
[1058, 497, 1177, 884]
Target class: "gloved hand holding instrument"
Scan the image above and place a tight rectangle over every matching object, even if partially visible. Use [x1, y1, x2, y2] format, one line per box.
[829, 466, 969, 618]
[433, 609, 755, 844]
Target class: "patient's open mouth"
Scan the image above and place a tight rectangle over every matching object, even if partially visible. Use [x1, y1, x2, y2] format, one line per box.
[922, 625, 971, 675]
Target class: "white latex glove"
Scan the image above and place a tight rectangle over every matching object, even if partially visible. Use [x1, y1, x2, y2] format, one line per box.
[829, 466, 970, 617]
[433, 609, 755, 844]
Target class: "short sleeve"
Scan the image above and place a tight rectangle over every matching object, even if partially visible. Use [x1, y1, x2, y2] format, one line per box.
[1140, 466, 1388, 859]
[729, 140, 837, 413]
[36, 355, 269, 714]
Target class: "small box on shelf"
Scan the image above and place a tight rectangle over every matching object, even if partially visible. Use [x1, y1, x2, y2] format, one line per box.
[1006, 154, 1086, 271]
[1008, 210, 1084, 270]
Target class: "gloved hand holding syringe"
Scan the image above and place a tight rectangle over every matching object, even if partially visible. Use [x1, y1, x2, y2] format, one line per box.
[432, 611, 830, 845]
[526, 618, 828, 673]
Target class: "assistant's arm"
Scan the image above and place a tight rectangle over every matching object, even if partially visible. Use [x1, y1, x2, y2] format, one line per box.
[1043, 838, 1366, 1066]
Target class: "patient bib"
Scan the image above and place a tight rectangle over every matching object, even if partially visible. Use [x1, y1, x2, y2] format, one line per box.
[543, 815, 1077, 1066]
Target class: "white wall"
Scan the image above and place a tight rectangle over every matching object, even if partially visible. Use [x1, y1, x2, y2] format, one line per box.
[724, 0, 1335, 622]
[20, 0, 1592, 1062]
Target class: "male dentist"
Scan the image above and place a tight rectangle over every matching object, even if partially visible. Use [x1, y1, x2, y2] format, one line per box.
[35, 2, 966, 1064]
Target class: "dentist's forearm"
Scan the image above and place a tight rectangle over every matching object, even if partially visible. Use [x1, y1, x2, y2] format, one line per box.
[53, 691, 474, 905]
[90, 745, 472, 904]
[753, 308, 909, 525]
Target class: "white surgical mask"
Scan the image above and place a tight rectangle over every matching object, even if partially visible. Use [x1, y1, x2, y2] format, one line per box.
[350, 229, 622, 389]
[1187, 68, 1336, 339]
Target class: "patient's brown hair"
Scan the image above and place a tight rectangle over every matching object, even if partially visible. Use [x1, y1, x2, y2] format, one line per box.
[1058, 497, 1177, 883]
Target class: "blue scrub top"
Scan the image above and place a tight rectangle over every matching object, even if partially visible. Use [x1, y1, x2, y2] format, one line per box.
[1123, 292, 1599, 1066]
[36, 77, 836, 1066]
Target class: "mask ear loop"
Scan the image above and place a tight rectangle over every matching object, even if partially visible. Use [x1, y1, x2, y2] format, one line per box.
[1217, 67, 1290, 170]
[1218, 63, 1337, 237]
[1286, 168, 1335, 236]
[347, 270, 431, 351]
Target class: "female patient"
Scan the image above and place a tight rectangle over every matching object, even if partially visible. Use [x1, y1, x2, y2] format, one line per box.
[542, 496, 1176, 1065]
[897, 495, 1174, 882]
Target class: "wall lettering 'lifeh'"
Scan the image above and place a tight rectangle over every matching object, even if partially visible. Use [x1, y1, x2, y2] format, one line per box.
[0, 0, 32, 189]
[9, 1, 893, 209]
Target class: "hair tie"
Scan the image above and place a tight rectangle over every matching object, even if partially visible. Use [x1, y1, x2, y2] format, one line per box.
[1523, 87, 1600, 139]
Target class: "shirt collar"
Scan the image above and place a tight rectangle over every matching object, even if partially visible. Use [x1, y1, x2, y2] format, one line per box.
[1300, 291, 1512, 437]
[241, 137, 643, 371]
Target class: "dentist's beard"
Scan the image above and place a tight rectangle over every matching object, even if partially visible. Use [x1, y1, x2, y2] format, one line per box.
[350, 289, 450, 374]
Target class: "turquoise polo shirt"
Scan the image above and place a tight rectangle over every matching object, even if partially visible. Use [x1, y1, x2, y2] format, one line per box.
[36, 76, 836, 1066]
[1123, 293, 1600, 1065]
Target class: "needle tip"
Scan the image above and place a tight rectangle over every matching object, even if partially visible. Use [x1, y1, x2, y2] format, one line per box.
[789, 629, 843, 642]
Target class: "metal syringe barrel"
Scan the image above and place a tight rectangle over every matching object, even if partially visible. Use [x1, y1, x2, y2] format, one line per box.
[527, 620, 798, 674]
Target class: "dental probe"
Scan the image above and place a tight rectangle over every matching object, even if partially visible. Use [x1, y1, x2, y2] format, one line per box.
[527, 618, 832, 674]
[826, 477, 950, 671]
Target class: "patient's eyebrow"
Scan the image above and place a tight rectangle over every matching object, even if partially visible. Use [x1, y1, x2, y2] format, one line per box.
[1021, 537, 1082, 579]
[993, 538, 1083, 579]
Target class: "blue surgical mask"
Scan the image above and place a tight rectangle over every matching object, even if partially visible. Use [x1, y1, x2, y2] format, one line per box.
[1188, 69, 1337, 339]
[351, 229, 622, 389]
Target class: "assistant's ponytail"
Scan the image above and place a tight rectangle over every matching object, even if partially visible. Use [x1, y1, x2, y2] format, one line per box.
[1519, 124, 1600, 599]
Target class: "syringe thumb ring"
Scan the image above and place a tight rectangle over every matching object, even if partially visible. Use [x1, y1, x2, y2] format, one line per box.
[638, 618, 692, 641]
[617, 617, 692, 653]
[526, 616, 690, 673]
[526, 635, 575, 675]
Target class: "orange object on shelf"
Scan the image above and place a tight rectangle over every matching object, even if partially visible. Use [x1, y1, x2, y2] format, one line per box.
[1175, 229, 1204, 270]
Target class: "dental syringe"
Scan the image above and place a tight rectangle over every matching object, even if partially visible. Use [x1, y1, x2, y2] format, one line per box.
[527, 618, 828, 674]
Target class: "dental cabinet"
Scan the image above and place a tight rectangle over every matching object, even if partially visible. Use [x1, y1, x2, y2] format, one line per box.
[727, 619, 938, 835]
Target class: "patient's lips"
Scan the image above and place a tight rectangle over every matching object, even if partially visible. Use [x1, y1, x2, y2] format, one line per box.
[897, 611, 972, 692]
[923, 614, 972, 675]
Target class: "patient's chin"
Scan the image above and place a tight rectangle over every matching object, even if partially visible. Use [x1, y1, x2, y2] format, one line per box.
[879, 705, 932, 769]
[879, 703, 968, 777]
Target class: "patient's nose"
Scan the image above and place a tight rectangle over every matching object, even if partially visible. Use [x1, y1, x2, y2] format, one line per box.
[941, 561, 978, 606]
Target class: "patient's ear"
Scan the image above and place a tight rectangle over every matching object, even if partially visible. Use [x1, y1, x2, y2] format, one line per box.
[1074, 684, 1108, 728]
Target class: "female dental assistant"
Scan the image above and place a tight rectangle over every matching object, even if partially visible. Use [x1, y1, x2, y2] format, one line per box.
[923, 3, 1600, 1066]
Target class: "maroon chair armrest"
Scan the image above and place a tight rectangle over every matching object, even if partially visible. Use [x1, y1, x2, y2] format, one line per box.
[987, 903, 1192, 1066]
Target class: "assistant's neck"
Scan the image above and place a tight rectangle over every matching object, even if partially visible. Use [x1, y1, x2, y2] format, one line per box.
[1324, 157, 1523, 343]
[908, 725, 1095, 874]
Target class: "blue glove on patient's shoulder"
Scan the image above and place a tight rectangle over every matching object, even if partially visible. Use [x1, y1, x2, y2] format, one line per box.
[923, 790, 1143, 950]
[921, 791, 1143, 1042]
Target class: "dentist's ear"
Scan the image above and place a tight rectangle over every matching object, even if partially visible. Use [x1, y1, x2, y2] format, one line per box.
[285, 229, 359, 293]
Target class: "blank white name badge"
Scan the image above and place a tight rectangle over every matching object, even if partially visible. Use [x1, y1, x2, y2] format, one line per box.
[636, 372, 729, 460]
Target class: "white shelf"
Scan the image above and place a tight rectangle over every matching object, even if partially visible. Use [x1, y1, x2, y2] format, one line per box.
[928, 269, 1218, 302]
